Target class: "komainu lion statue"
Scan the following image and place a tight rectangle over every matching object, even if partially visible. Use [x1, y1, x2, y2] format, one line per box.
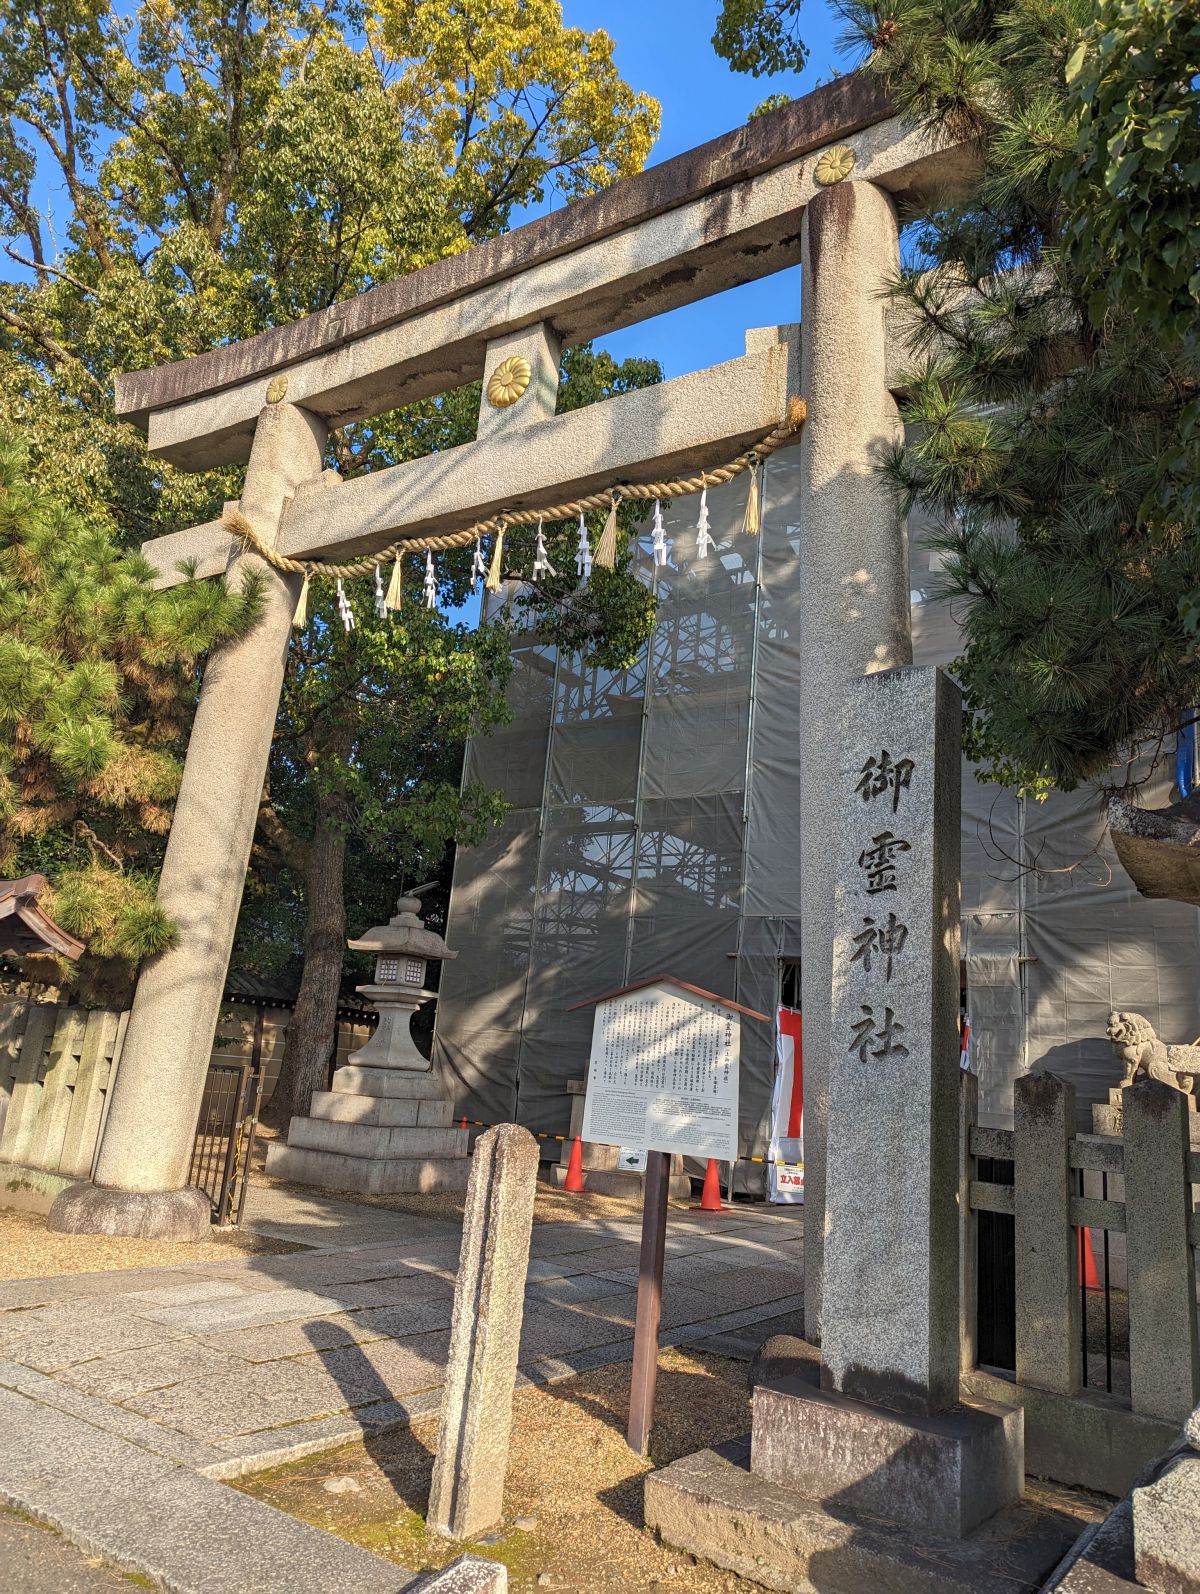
[1107, 1011, 1199, 1096]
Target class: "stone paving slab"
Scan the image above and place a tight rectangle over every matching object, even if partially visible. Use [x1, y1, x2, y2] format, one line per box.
[0, 1504, 143, 1593]
[56, 1340, 245, 1402]
[196, 1311, 394, 1363]
[4, 1311, 190, 1372]
[0, 1385, 416, 1593]
[517, 1302, 642, 1360]
[525, 1273, 636, 1306]
[0, 1267, 210, 1312]
[203, 1388, 446, 1478]
[240, 1254, 426, 1290]
[135, 1284, 355, 1333]
[123, 1279, 252, 1308]
[664, 1263, 805, 1305]
[350, 1297, 457, 1340]
[124, 1355, 388, 1440]
[330, 1277, 459, 1312]
[293, 1330, 451, 1403]
[240, 1183, 462, 1251]
[0, 1359, 224, 1471]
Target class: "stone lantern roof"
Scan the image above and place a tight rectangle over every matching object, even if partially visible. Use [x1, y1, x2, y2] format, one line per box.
[346, 893, 458, 964]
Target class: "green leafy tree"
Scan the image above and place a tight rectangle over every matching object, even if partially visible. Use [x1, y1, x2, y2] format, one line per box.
[713, 0, 808, 77]
[1, 1, 662, 1116]
[0, 433, 260, 998]
[718, 0, 1200, 797]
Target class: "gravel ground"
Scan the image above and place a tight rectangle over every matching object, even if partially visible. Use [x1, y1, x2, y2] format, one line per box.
[237, 1346, 757, 1594]
[236, 1349, 1105, 1594]
[0, 1208, 301, 1281]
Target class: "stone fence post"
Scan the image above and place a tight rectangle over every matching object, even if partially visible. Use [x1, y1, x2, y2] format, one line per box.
[1014, 1071, 1080, 1396]
[1124, 1078, 1200, 1424]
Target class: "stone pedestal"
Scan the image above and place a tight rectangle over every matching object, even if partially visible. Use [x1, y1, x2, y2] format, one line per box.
[1093, 1084, 1200, 1146]
[646, 1435, 1075, 1594]
[753, 1372, 1022, 1541]
[265, 1064, 469, 1195]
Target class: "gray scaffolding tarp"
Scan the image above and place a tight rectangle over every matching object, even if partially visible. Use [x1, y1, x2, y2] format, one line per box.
[433, 443, 1200, 1153]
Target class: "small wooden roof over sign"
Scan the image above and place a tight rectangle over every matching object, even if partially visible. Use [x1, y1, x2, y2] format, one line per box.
[567, 975, 769, 1023]
[0, 875, 85, 959]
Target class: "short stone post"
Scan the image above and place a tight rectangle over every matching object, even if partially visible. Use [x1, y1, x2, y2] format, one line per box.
[1014, 1072, 1080, 1395]
[50, 400, 327, 1240]
[428, 1124, 539, 1540]
[1124, 1079, 1200, 1424]
[797, 178, 912, 1343]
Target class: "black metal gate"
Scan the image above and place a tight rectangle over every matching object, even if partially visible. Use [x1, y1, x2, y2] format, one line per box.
[189, 1051, 262, 1226]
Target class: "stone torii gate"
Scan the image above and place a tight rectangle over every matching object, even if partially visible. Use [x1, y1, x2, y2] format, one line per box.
[49, 78, 968, 1335]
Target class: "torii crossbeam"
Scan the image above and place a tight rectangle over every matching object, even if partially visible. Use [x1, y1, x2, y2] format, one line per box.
[51, 75, 971, 1328]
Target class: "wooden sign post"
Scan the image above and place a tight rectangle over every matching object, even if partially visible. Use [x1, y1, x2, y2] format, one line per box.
[568, 976, 767, 1455]
[628, 1148, 671, 1456]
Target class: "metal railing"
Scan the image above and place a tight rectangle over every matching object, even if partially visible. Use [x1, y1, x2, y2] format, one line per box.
[188, 1039, 263, 1226]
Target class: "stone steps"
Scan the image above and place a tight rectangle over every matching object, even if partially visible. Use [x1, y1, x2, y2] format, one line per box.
[285, 1118, 467, 1160]
[264, 1142, 471, 1196]
[330, 1066, 446, 1101]
[309, 1090, 454, 1129]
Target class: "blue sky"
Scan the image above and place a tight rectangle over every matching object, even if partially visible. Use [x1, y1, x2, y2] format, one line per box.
[561, 0, 845, 378]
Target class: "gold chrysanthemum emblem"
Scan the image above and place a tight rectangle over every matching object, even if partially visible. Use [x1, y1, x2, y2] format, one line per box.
[265, 374, 289, 403]
[487, 355, 532, 409]
[814, 146, 856, 186]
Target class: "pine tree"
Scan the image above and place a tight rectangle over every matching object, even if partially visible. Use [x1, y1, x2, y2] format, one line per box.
[717, 0, 1200, 795]
[0, 434, 260, 997]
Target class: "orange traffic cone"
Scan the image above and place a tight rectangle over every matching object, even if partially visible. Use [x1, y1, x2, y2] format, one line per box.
[1080, 1227, 1101, 1291]
[694, 1158, 725, 1212]
[564, 1134, 585, 1193]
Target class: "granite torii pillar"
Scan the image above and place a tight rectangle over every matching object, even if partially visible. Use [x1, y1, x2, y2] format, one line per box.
[797, 178, 911, 1342]
[51, 400, 327, 1239]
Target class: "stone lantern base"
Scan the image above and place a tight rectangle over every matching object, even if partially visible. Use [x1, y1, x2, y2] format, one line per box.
[265, 1065, 470, 1196]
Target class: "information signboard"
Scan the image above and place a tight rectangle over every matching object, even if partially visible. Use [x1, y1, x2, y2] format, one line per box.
[580, 980, 740, 1163]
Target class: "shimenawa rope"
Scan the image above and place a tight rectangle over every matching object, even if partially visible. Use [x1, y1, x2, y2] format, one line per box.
[219, 398, 807, 591]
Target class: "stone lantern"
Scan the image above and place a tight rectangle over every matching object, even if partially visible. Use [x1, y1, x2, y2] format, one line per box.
[264, 891, 470, 1194]
[345, 892, 457, 1071]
